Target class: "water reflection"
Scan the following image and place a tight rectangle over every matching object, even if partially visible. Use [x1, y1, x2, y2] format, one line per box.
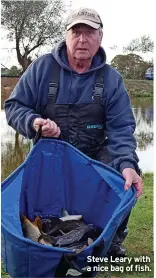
[1, 112, 30, 181]
[1, 98, 154, 180]
[131, 98, 153, 172]
[133, 102, 153, 151]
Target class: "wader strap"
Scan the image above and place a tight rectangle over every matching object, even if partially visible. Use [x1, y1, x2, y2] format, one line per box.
[48, 57, 61, 104]
[93, 66, 106, 104]
[48, 58, 105, 105]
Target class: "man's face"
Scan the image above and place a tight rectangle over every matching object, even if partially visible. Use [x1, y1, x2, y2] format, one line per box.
[66, 24, 102, 60]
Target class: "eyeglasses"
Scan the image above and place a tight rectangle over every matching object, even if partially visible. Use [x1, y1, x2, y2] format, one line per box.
[72, 29, 98, 38]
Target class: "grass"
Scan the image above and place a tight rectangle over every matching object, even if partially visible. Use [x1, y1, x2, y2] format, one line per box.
[1, 265, 9, 278]
[1, 174, 153, 278]
[124, 79, 153, 98]
[97, 173, 154, 278]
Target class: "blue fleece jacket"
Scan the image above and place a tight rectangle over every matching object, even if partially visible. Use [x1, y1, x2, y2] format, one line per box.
[4, 40, 139, 173]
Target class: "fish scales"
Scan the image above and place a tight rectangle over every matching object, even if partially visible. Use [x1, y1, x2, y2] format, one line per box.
[54, 224, 93, 246]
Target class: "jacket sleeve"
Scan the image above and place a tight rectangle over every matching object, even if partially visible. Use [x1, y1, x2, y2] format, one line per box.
[97, 76, 139, 174]
[4, 65, 41, 139]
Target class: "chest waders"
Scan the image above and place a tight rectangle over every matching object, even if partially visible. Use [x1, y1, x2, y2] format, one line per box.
[42, 57, 107, 160]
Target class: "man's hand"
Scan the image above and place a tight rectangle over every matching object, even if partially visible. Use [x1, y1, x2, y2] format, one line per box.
[122, 168, 143, 198]
[33, 118, 61, 138]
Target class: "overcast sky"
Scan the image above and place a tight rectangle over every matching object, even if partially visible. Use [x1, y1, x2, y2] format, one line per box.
[1, 0, 154, 68]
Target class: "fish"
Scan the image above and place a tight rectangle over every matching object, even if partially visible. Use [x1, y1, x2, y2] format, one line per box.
[79, 226, 103, 242]
[20, 214, 52, 246]
[61, 209, 69, 217]
[53, 220, 86, 235]
[41, 218, 85, 236]
[62, 238, 93, 254]
[36, 216, 53, 246]
[20, 214, 41, 242]
[40, 216, 102, 249]
[38, 234, 54, 246]
[60, 215, 82, 221]
[20, 213, 102, 252]
[41, 217, 63, 234]
[52, 224, 94, 247]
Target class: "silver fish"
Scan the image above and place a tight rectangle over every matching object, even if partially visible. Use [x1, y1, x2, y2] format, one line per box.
[60, 215, 82, 221]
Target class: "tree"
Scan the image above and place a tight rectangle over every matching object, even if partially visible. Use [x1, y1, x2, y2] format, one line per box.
[123, 35, 154, 54]
[1, 64, 22, 76]
[1, 0, 69, 72]
[9, 66, 22, 76]
[111, 54, 150, 79]
[1, 65, 22, 76]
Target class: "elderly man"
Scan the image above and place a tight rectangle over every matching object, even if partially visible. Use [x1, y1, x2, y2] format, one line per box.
[4, 7, 143, 258]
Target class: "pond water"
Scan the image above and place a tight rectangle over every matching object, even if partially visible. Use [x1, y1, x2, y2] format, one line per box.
[1, 97, 153, 181]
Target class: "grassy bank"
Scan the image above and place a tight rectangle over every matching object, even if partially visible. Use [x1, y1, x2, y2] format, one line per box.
[98, 173, 154, 278]
[1, 78, 153, 109]
[1, 174, 153, 278]
[124, 79, 153, 98]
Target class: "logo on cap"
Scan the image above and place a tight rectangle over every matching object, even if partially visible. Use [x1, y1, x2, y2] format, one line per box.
[66, 8, 103, 30]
